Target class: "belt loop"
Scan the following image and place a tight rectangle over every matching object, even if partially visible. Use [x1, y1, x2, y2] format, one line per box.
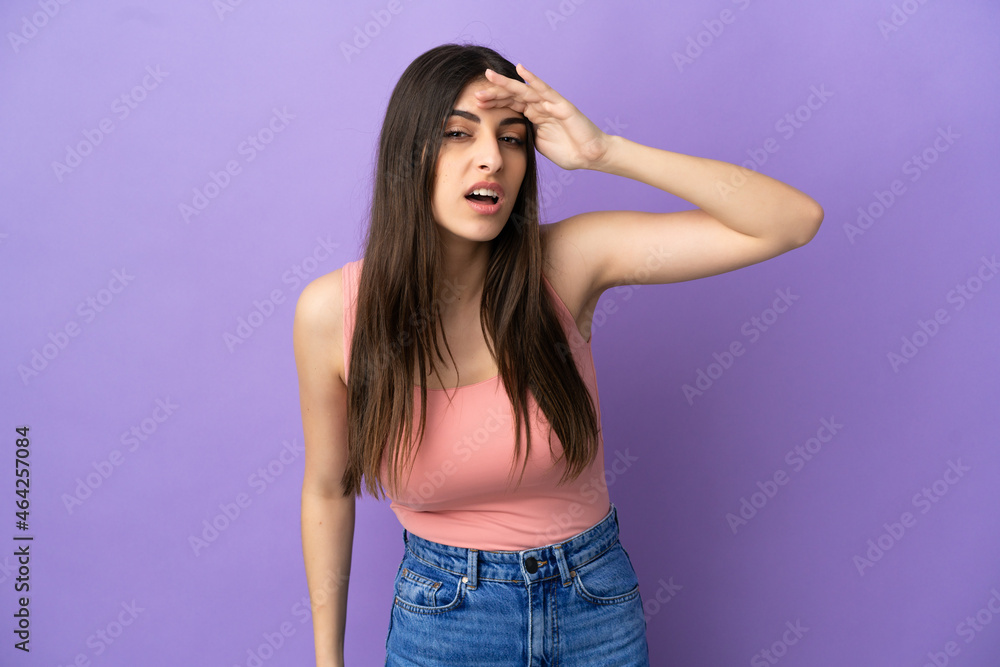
[552, 545, 572, 586]
[466, 549, 478, 589]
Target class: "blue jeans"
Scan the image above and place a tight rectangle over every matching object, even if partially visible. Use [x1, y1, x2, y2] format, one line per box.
[384, 503, 650, 666]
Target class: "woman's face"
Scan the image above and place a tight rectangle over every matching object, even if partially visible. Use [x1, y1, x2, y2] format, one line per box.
[430, 78, 528, 246]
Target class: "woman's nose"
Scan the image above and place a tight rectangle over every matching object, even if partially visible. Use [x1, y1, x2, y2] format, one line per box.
[475, 135, 502, 172]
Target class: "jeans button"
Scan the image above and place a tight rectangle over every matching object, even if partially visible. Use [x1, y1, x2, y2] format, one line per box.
[524, 556, 538, 574]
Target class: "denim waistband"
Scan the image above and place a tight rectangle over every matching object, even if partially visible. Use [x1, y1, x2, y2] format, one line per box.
[401, 502, 618, 589]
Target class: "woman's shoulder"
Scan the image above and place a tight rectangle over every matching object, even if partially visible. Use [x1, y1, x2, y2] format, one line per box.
[540, 222, 601, 343]
[293, 262, 354, 386]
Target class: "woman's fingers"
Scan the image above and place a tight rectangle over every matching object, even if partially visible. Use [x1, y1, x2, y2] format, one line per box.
[514, 63, 552, 94]
[476, 66, 550, 113]
[475, 94, 526, 113]
[476, 63, 572, 131]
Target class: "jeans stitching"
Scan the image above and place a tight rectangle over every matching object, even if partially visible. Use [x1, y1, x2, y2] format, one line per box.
[393, 582, 466, 615]
[568, 537, 618, 572]
[571, 542, 640, 605]
[552, 578, 561, 666]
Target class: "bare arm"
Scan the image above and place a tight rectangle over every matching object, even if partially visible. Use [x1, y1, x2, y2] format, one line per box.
[547, 135, 823, 296]
[477, 64, 824, 299]
[580, 137, 823, 291]
[294, 270, 355, 667]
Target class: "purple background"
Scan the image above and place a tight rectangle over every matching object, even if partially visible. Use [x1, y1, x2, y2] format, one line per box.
[2, 0, 998, 665]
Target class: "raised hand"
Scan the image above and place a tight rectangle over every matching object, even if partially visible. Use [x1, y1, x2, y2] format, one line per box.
[475, 63, 611, 171]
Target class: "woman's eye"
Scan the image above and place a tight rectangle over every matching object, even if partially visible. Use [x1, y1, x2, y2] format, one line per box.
[501, 136, 524, 146]
[445, 130, 467, 138]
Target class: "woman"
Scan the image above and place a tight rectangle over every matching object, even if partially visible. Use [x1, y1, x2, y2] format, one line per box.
[294, 44, 823, 666]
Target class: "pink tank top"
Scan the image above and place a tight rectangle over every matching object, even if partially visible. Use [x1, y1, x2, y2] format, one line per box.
[341, 258, 610, 550]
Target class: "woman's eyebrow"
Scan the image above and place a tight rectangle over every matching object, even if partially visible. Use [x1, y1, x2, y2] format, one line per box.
[448, 109, 527, 128]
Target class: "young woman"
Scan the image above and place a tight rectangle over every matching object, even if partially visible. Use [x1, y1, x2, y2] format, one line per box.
[294, 44, 823, 666]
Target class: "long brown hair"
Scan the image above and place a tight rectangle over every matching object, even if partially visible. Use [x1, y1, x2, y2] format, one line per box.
[343, 44, 599, 499]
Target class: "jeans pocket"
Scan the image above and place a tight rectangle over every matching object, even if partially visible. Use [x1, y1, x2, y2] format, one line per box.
[572, 541, 641, 605]
[393, 555, 466, 615]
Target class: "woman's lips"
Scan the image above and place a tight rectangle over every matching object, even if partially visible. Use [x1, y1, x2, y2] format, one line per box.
[464, 195, 502, 215]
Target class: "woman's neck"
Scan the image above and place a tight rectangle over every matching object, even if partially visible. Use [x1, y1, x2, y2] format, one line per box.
[435, 238, 490, 317]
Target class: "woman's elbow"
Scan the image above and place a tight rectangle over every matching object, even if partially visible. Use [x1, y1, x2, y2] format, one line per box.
[789, 199, 825, 248]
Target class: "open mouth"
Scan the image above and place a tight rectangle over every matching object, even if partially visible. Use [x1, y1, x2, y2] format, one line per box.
[465, 188, 500, 206]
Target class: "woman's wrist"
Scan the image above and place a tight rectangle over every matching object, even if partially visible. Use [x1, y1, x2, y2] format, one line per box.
[586, 132, 624, 173]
